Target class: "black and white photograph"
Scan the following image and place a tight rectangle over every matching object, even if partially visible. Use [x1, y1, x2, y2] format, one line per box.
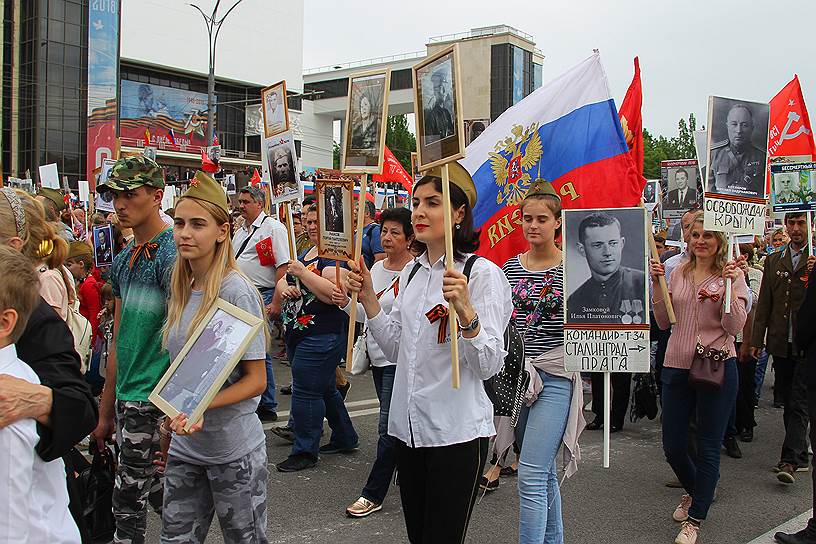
[224, 174, 237, 195]
[342, 69, 390, 173]
[262, 131, 300, 203]
[465, 118, 490, 146]
[207, 145, 222, 168]
[261, 80, 290, 139]
[642, 179, 659, 206]
[563, 207, 648, 325]
[315, 179, 354, 261]
[150, 300, 263, 430]
[385, 194, 397, 209]
[705, 96, 770, 198]
[92, 223, 114, 268]
[413, 44, 465, 170]
[142, 146, 157, 161]
[660, 160, 700, 217]
[770, 163, 816, 211]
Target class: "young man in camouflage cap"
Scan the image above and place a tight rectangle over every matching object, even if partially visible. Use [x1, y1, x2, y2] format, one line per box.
[90, 155, 177, 544]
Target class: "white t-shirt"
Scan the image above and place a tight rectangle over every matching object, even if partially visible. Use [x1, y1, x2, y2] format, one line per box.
[344, 259, 410, 367]
[0, 344, 80, 543]
[232, 212, 290, 289]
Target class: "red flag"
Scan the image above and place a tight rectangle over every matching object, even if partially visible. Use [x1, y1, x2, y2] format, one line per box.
[144, 128, 151, 146]
[213, 135, 220, 147]
[250, 168, 262, 186]
[768, 75, 815, 161]
[372, 146, 413, 192]
[201, 149, 218, 173]
[255, 236, 276, 267]
[618, 57, 646, 185]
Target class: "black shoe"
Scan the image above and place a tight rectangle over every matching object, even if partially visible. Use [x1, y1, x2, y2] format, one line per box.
[775, 528, 816, 544]
[280, 385, 292, 395]
[276, 453, 317, 472]
[739, 428, 754, 442]
[499, 465, 518, 477]
[338, 381, 351, 400]
[271, 426, 295, 443]
[479, 476, 499, 491]
[256, 407, 278, 422]
[610, 424, 623, 434]
[319, 441, 359, 455]
[723, 436, 742, 459]
[586, 419, 603, 431]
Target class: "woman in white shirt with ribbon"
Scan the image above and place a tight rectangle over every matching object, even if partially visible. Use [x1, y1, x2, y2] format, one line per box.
[333, 207, 415, 518]
[346, 162, 512, 543]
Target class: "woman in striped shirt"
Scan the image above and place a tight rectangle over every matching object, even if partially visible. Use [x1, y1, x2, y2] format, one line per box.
[507, 181, 585, 544]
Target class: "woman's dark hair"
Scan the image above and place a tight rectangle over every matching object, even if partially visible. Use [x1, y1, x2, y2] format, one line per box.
[411, 175, 479, 259]
[379, 207, 413, 240]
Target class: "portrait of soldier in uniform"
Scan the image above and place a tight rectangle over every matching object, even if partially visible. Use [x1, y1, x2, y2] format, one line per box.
[423, 69, 455, 144]
[706, 99, 770, 198]
[664, 168, 697, 209]
[565, 210, 647, 324]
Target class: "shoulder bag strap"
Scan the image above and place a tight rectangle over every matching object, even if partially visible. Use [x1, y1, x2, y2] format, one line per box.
[234, 215, 268, 259]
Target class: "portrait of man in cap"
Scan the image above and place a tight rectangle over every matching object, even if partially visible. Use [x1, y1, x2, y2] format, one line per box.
[706, 98, 770, 198]
[423, 68, 455, 145]
[262, 82, 289, 138]
[565, 209, 647, 324]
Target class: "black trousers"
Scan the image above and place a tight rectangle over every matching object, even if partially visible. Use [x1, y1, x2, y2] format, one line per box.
[396, 437, 489, 544]
[734, 343, 757, 433]
[590, 372, 632, 428]
[806, 387, 816, 535]
[775, 353, 810, 467]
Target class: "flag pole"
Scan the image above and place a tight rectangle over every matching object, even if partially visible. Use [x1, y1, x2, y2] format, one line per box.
[441, 163, 461, 389]
[346, 174, 369, 372]
[603, 373, 611, 468]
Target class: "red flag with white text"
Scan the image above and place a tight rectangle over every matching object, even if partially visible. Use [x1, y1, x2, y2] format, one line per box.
[768, 75, 815, 161]
[372, 146, 413, 192]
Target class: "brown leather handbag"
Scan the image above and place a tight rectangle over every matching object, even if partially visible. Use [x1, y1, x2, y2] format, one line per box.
[688, 339, 729, 390]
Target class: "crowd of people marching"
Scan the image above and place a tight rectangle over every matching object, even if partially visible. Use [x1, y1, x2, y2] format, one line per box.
[2, 153, 816, 544]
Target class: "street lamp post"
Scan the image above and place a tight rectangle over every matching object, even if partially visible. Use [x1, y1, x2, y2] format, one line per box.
[190, 0, 244, 146]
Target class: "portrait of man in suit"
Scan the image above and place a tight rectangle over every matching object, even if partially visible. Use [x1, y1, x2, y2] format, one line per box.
[324, 189, 344, 233]
[664, 168, 697, 210]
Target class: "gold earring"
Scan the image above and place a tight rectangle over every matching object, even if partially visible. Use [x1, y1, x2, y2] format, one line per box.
[37, 239, 54, 258]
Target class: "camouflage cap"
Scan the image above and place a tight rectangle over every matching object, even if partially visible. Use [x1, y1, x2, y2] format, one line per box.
[98, 155, 165, 193]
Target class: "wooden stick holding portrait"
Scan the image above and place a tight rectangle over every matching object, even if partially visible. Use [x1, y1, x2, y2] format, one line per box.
[412, 43, 466, 388]
[346, 175, 369, 371]
[724, 234, 735, 313]
[640, 201, 676, 324]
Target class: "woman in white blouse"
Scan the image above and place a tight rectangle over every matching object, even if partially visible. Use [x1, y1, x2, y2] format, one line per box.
[333, 207, 415, 518]
[346, 162, 512, 543]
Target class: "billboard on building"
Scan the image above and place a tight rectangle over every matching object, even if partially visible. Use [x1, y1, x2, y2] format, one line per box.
[119, 80, 210, 154]
[86, 0, 121, 189]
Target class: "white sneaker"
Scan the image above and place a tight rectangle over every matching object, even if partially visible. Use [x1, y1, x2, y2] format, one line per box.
[674, 521, 699, 544]
[672, 494, 692, 522]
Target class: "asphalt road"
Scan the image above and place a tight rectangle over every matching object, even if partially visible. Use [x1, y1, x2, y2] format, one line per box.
[143, 351, 812, 544]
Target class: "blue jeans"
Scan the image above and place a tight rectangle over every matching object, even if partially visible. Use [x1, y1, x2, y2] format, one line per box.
[755, 349, 769, 400]
[288, 333, 358, 459]
[258, 288, 278, 412]
[661, 360, 738, 521]
[515, 370, 572, 544]
[361, 365, 397, 504]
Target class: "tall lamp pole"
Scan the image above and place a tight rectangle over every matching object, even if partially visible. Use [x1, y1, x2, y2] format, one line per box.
[190, 0, 244, 146]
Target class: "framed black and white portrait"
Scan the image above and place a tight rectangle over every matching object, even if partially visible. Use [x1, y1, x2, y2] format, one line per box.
[342, 69, 391, 174]
[149, 299, 263, 431]
[705, 96, 770, 199]
[413, 44, 465, 170]
[262, 131, 300, 203]
[261, 80, 290, 139]
[563, 208, 648, 325]
[642, 179, 660, 209]
[315, 179, 354, 261]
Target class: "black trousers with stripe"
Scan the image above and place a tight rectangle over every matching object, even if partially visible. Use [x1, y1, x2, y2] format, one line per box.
[396, 437, 489, 544]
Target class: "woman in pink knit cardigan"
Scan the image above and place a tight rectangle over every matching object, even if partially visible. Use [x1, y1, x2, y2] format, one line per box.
[650, 211, 748, 544]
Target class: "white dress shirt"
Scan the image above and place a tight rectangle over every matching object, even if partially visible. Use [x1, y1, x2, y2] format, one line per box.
[232, 212, 290, 289]
[0, 344, 80, 543]
[367, 252, 512, 448]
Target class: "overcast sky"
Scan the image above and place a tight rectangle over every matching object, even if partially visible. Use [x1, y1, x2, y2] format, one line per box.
[303, 0, 815, 138]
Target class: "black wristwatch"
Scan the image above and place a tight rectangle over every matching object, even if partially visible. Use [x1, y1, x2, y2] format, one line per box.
[459, 313, 480, 333]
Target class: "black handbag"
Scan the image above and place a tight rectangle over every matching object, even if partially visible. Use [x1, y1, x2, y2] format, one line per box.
[630, 372, 659, 422]
[77, 442, 117, 542]
[483, 321, 529, 427]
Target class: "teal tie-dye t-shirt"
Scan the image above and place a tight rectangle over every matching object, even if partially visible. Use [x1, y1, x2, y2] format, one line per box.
[111, 228, 176, 402]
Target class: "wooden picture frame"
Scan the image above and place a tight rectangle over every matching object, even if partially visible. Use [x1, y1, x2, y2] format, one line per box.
[315, 178, 354, 261]
[149, 298, 264, 431]
[342, 68, 391, 174]
[261, 80, 290, 139]
[262, 131, 301, 203]
[412, 44, 466, 171]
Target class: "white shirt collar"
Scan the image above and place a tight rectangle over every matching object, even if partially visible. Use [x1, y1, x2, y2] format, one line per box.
[244, 212, 267, 232]
[0, 344, 18, 372]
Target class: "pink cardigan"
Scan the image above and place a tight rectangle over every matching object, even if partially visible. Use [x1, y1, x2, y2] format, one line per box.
[653, 266, 748, 370]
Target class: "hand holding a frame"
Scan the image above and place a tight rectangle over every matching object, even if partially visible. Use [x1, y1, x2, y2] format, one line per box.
[442, 269, 479, 338]
[168, 412, 204, 436]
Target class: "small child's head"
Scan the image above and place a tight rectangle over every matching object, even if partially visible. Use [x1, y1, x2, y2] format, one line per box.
[65, 241, 93, 280]
[0, 246, 40, 348]
[100, 282, 114, 313]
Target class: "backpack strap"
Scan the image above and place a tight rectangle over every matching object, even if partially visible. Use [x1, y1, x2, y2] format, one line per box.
[404, 262, 422, 288]
[462, 254, 481, 281]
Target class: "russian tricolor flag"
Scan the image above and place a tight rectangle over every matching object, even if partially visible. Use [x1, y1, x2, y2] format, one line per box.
[461, 53, 642, 267]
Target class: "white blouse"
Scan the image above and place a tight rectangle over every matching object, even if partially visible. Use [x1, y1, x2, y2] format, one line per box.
[367, 252, 512, 448]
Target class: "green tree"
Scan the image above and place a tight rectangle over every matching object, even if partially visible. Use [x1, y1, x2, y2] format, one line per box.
[643, 113, 701, 178]
[333, 140, 340, 170]
[385, 115, 416, 173]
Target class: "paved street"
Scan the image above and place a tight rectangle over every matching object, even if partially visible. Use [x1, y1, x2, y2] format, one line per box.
[146, 350, 812, 543]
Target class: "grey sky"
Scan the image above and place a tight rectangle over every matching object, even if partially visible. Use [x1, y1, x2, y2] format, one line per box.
[304, 0, 815, 139]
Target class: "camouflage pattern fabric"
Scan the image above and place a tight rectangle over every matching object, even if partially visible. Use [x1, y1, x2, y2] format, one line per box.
[98, 155, 165, 193]
[113, 400, 164, 544]
[161, 443, 269, 543]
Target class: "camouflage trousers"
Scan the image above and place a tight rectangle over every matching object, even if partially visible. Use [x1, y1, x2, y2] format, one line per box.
[161, 442, 269, 543]
[113, 400, 165, 544]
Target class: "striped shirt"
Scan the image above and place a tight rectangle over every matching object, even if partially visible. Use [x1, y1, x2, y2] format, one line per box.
[502, 255, 564, 358]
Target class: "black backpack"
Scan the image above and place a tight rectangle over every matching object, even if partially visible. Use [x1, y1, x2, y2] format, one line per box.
[405, 255, 529, 426]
